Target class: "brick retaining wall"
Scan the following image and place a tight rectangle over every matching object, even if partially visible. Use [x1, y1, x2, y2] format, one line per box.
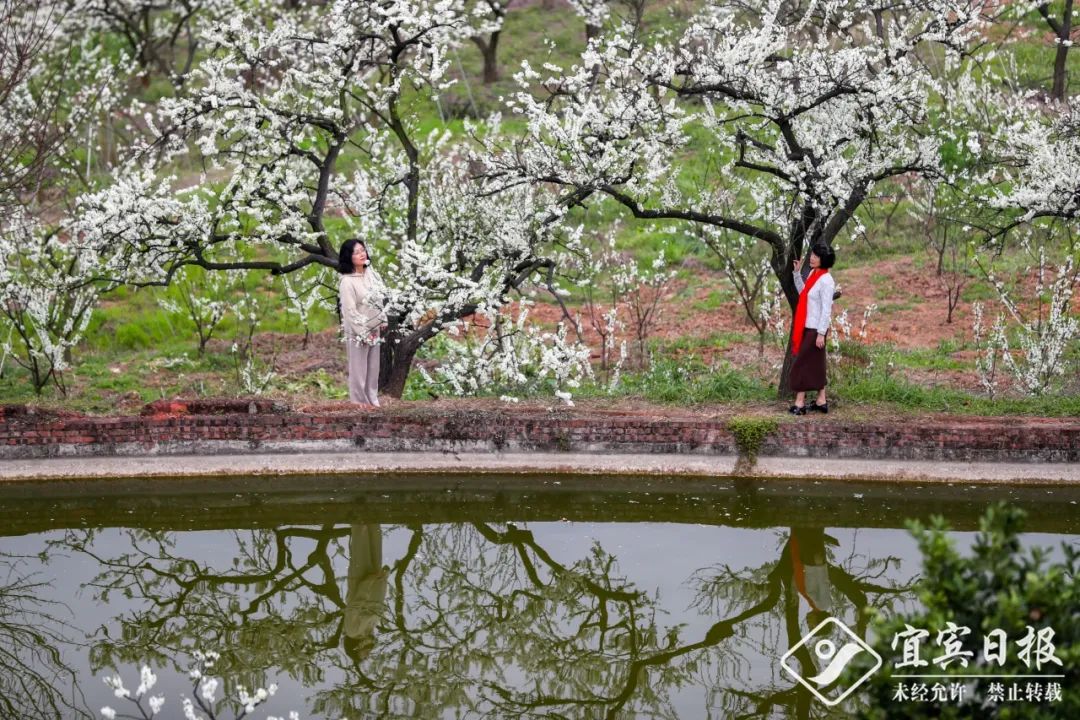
[1, 399, 1077, 463]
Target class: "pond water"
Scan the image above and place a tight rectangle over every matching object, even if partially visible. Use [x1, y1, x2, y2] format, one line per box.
[0, 474, 1077, 720]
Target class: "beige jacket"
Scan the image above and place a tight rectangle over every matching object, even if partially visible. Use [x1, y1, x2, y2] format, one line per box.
[339, 268, 388, 342]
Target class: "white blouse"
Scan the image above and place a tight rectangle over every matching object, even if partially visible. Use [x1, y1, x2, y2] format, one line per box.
[339, 269, 388, 340]
[793, 270, 835, 334]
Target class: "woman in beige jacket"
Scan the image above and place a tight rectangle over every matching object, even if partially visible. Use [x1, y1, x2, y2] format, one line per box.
[338, 239, 388, 406]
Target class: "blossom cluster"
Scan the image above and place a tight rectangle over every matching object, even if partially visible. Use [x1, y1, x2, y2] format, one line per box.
[101, 651, 293, 720]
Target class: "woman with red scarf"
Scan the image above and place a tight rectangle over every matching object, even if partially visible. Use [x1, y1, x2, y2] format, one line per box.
[789, 244, 837, 415]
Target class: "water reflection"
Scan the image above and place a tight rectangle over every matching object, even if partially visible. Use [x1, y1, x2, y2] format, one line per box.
[0, 552, 92, 720]
[50, 523, 911, 718]
[344, 524, 387, 664]
[1, 477, 1077, 719]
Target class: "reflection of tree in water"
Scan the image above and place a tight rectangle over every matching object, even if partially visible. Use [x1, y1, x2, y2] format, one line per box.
[62, 522, 916, 719]
[63, 526, 351, 685]
[689, 527, 918, 719]
[0, 551, 92, 720]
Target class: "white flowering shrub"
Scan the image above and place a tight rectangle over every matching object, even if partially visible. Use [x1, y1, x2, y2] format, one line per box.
[571, 234, 630, 386]
[611, 252, 675, 369]
[229, 281, 277, 397]
[158, 267, 233, 356]
[757, 282, 787, 356]
[970, 75, 1080, 398]
[0, 213, 115, 395]
[975, 243, 1078, 397]
[419, 300, 592, 404]
[971, 301, 1006, 399]
[694, 226, 776, 353]
[827, 303, 878, 382]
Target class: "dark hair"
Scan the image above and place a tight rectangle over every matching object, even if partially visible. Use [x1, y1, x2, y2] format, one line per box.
[811, 243, 836, 269]
[337, 239, 371, 274]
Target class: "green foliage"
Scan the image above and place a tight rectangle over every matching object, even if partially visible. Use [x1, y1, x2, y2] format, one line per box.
[691, 288, 733, 311]
[725, 416, 778, 463]
[835, 373, 1080, 416]
[836, 339, 874, 366]
[854, 504, 1079, 719]
[893, 348, 967, 372]
[113, 323, 152, 350]
[604, 356, 772, 404]
[280, 369, 347, 400]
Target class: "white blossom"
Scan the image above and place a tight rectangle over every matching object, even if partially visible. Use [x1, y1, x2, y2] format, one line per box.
[149, 695, 166, 714]
[136, 665, 157, 697]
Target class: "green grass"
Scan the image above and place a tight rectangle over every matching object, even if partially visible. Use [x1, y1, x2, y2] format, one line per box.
[894, 347, 968, 372]
[579, 356, 774, 404]
[835, 374, 1080, 417]
[691, 288, 734, 311]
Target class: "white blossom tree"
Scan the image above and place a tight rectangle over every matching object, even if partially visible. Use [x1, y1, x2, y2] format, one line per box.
[0, 1, 128, 395]
[464, 0, 513, 84]
[0, 0, 67, 212]
[567, 0, 610, 41]
[975, 102, 1080, 396]
[1, 0, 127, 206]
[988, 103, 1080, 226]
[485, 0, 998, 391]
[0, 213, 116, 395]
[69, 0, 237, 89]
[77, 0, 590, 397]
[1018, 0, 1076, 101]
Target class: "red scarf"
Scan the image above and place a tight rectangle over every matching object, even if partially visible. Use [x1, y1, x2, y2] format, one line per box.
[789, 532, 820, 611]
[791, 268, 827, 356]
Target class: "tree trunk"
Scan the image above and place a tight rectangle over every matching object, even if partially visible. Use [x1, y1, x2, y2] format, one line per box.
[379, 333, 420, 399]
[777, 330, 796, 399]
[481, 31, 500, 84]
[1044, 0, 1072, 101]
[585, 23, 601, 42]
[1052, 41, 1070, 101]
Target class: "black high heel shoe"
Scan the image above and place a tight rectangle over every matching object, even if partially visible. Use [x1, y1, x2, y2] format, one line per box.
[810, 402, 829, 414]
[788, 405, 807, 415]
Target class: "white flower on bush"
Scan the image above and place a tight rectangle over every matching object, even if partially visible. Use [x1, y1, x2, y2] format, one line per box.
[975, 239, 1078, 396]
[419, 300, 592, 403]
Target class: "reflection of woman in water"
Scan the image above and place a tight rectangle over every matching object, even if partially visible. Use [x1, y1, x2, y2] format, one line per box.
[343, 524, 388, 663]
[789, 527, 834, 629]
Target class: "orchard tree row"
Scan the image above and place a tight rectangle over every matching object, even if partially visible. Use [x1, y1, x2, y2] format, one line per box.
[1, 0, 1077, 399]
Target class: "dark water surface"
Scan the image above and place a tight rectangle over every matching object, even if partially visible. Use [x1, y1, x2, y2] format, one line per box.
[0, 474, 1077, 719]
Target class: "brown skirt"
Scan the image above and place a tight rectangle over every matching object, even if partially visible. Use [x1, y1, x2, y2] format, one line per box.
[790, 329, 827, 392]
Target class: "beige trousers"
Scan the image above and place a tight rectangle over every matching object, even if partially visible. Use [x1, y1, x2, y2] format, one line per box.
[346, 338, 380, 406]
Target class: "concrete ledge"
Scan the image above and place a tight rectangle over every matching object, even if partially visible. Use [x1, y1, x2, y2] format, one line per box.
[2, 401, 1079, 462]
[1, 401, 1078, 484]
[1, 450, 1079, 485]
